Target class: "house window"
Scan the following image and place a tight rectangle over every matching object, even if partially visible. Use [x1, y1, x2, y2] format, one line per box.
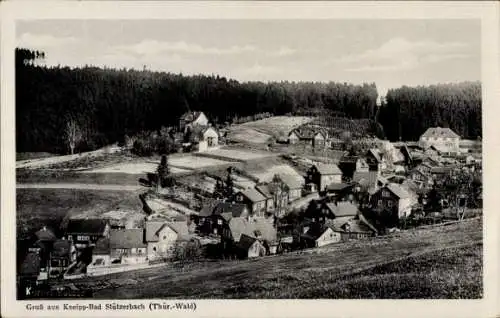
[381, 190, 390, 198]
[217, 219, 222, 225]
[213, 228, 218, 235]
[387, 201, 393, 208]
[378, 200, 383, 207]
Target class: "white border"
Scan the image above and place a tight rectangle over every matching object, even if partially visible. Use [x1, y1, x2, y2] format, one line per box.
[1, 2, 499, 318]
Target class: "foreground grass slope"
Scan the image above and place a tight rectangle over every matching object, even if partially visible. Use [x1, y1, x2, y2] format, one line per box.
[90, 218, 482, 299]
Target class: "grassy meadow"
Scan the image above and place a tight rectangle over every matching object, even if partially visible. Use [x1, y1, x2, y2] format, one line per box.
[83, 218, 482, 299]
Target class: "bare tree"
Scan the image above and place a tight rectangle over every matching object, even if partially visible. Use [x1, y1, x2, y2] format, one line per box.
[65, 118, 82, 155]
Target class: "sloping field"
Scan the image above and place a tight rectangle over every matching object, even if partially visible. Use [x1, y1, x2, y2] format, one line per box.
[227, 126, 272, 144]
[241, 116, 314, 136]
[250, 164, 303, 183]
[241, 157, 303, 183]
[228, 116, 314, 144]
[86, 218, 482, 299]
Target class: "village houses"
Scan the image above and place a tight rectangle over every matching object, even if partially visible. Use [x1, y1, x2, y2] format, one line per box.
[198, 201, 250, 236]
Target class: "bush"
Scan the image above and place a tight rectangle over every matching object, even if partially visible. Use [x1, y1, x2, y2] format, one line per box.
[131, 131, 177, 156]
[171, 240, 203, 263]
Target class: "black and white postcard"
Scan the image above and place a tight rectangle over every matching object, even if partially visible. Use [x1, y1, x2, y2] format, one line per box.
[1, 1, 499, 318]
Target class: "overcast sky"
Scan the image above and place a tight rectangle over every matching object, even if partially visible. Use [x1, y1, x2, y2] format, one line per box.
[16, 19, 480, 97]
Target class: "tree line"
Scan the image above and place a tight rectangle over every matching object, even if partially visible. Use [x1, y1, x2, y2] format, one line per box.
[16, 48, 481, 154]
[379, 82, 482, 142]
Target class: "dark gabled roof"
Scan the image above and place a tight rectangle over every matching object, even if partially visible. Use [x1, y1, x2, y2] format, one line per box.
[228, 217, 277, 243]
[213, 202, 248, 218]
[255, 184, 273, 199]
[421, 127, 460, 139]
[315, 163, 342, 175]
[339, 155, 359, 164]
[289, 126, 326, 140]
[237, 234, 259, 251]
[367, 149, 382, 163]
[20, 252, 40, 276]
[51, 239, 72, 258]
[109, 229, 146, 249]
[339, 218, 376, 234]
[326, 183, 352, 192]
[241, 188, 267, 203]
[93, 238, 110, 255]
[66, 219, 108, 236]
[35, 227, 57, 242]
[277, 173, 303, 190]
[325, 201, 359, 218]
[384, 183, 412, 199]
[302, 225, 331, 241]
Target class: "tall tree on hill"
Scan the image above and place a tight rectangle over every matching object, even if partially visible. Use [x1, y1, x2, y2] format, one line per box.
[65, 117, 83, 155]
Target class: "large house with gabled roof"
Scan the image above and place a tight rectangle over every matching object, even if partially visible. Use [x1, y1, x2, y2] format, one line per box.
[419, 127, 460, 154]
[288, 126, 327, 148]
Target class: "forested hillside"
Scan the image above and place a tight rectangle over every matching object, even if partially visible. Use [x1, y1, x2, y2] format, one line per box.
[379, 82, 482, 141]
[16, 48, 481, 153]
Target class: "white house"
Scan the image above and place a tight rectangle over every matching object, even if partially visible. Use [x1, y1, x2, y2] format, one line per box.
[145, 221, 190, 260]
[301, 226, 341, 248]
[419, 127, 460, 153]
[196, 126, 219, 152]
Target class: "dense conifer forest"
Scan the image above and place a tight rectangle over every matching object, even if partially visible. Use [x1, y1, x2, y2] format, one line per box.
[15, 48, 482, 154]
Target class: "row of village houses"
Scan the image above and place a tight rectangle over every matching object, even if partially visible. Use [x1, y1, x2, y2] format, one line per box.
[20, 131, 480, 282]
[149, 109, 480, 161]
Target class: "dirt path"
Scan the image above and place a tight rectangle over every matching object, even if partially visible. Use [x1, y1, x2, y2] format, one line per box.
[16, 183, 141, 191]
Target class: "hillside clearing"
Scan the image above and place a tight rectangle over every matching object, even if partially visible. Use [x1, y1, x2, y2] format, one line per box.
[227, 116, 314, 144]
[239, 116, 314, 136]
[84, 218, 481, 299]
